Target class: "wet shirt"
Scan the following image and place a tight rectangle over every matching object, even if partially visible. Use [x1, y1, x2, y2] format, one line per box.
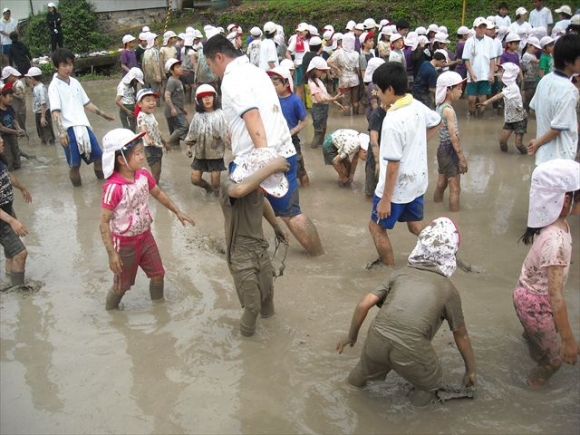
[329, 129, 362, 157]
[137, 112, 163, 148]
[247, 39, 262, 67]
[502, 82, 526, 123]
[0, 106, 16, 135]
[142, 48, 161, 84]
[32, 83, 49, 114]
[259, 39, 279, 70]
[521, 53, 538, 82]
[308, 77, 331, 104]
[517, 223, 572, 296]
[278, 93, 307, 131]
[184, 110, 229, 160]
[328, 48, 360, 88]
[436, 103, 458, 145]
[163, 76, 185, 118]
[370, 267, 465, 350]
[101, 169, 156, 237]
[48, 74, 91, 129]
[220, 177, 267, 265]
[116, 80, 136, 106]
[0, 160, 14, 212]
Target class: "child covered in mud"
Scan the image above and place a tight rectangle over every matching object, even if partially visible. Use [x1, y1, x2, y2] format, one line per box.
[322, 128, 369, 187]
[513, 159, 580, 387]
[184, 84, 229, 195]
[337, 217, 477, 406]
[99, 128, 195, 310]
[164, 59, 189, 147]
[25, 67, 55, 146]
[433, 71, 468, 212]
[115, 67, 144, 132]
[0, 83, 25, 171]
[136, 88, 171, 184]
[221, 148, 289, 337]
[0, 136, 32, 289]
[478, 63, 528, 154]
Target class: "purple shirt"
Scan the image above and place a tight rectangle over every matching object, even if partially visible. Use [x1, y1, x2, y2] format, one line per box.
[120, 49, 138, 76]
[403, 46, 413, 76]
[500, 50, 520, 66]
[455, 42, 466, 77]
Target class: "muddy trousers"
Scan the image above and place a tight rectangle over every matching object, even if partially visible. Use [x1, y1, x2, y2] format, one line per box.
[310, 103, 329, 148]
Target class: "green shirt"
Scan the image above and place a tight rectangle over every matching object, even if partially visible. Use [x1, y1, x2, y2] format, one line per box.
[537, 53, 553, 82]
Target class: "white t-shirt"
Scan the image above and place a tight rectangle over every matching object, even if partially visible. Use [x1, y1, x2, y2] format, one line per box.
[462, 35, 497, 83]
[116, 81, 135, 105]
[529, 71, 579, 165]
[375, 98, 441, 203]
[259, 38, 279, 70]
[509, 20, 532, 35]
[529, 7, 553, 28]
[247, 39, 262, 67]
[0, 18, 17, 45]
[287, 34, 309, 67]
[48, 74, 91, 129]
[221, 56, 295, 163]
[32, 83, 49, 114]
[495, 15, 512, 28]
[553, 19, 571, 34]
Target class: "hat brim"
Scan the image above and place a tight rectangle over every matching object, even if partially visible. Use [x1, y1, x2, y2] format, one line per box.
[103, 131, 147, 178]
[138, 92, 160, 101]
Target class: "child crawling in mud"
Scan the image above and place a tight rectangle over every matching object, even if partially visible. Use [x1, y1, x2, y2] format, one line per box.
[337, 217, 477, 406]
[221, 148, 290, 337]
[513, 159, 580, 387]
[99, 128, 195, 310]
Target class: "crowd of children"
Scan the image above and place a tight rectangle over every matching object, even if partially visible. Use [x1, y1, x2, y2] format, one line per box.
[0, 7, 579, 400]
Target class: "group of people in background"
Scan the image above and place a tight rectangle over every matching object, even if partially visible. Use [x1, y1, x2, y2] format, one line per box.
[0, 2, 579, 406]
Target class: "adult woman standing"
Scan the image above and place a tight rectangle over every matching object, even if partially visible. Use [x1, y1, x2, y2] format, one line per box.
[46, 3, 63, 52]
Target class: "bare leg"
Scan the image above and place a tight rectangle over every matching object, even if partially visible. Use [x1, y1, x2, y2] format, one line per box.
[368, 220, 395, 266]
[527, 362, 561, 387]
[281, 213, 324, 256]
[191, 169, 212, 193]
[407, 220, 424, 236]
[433, 174, 448, 203]
[347, 154, 359, 183]
[69, 166, 82, 186]
[93, 159, 104, 179]
[499, 128, 512, 152]
[476, 95, 487, 117]
[514, 133, 526, 154]
[210, 171, 221, 193]
[448, 175, 461, 212]
[10, 250, 27, 272]
[150, 162, 161, 184]
[149, 275, 164, 300]
[468, 96, 477, 116]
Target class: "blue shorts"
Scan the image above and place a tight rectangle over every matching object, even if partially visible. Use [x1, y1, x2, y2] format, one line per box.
[466, 81, 491, 96]
[229, 154, 302, 218]
[371, 194, 424, 230]
[2, 45, 9, 55]
[295, 65, 304, 86]
[64, 127, 102, 167]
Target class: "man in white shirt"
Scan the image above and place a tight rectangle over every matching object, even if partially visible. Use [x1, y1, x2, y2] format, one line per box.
[204, 35, 324, 256]
[529, 0, 554, 33]
[0, 8, 17, 68]
[259, 21, 279, 71]
[462, 18, 497, 116]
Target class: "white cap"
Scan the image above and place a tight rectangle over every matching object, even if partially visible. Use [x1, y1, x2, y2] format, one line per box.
[506, 32, 521, 43]
[102, 129, 147, 179]
[416, 26, 427, 35]
[266, 66, 294, 92]
[526, 36, 542, 49]
[364, 18, 379, 29]
[309, 36, 322, 46]
[296, 22, 309, 32]
[307, 56, 330, 72]
[434, 32, 450, 43]
[555, 5, 572, 15]
[47, 2, 56, 7]
[230, 148, 289, 198]
[250, 26, 262, 37]
[363, 57, 385, 83]
[473, 17, 487, 28]
[2, 8, 10, 13]
[194, 29, 203, 39]
[380, 19, 390, 28]
[516, 7, 528, 16]
[122, 34, 136, 45]
[457, 25, 470, 35]
[322, 30, 333, 41]
[345, 20, 356, 31]
[227, 23, 238, 33]
[25, 66, 42, 77]
[142, 26, 151, 32]
[136, 88, 159, 102]
[404, 31, 418, 47]
[1, 66, 21, 80]
[528, 159, 580, 228]
[177, 32, 186, 40]
[487, 15, 496, 23]
[186, 26, 195, 33]
[332, 32, 344, 42]
[280, 59, 295, 70]
[163, 30, 177, 46]
[389, 33, 403, 44]
[428, 23, 439, 32]
[323, 24, 334, 33]
[138, 32, 148, 41]
[571, 14, 580, 25]
[540, 35, 554, 47]
[354, 23, 365, 31]
[485, 20, 496, 30]
[122, 67, 144, 85]
[308, 24, 319, 36]
[438, 25, 448, 34]
[264, 21, 277, 34]
[226, 31, 238, 42]
[165, 58, 181, 72]
[196, 83, 217, 98]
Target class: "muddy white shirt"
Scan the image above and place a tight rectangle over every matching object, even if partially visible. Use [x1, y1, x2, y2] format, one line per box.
[221, 56, 295, 164]
[48, 74, 91, 128]
[32, 83, 49, 114]
[375, 96, 441, 203]
[529, 71, 579, 165]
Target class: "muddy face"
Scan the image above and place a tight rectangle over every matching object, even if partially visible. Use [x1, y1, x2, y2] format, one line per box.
[0, 79, 578, 434]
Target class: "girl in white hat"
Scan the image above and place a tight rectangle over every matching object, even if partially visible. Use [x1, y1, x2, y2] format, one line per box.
[513, 159, 580, 387]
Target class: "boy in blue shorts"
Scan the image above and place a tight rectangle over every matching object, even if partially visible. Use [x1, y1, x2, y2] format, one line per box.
[368, 61, 441, 268]
[48, 48, 116, 186]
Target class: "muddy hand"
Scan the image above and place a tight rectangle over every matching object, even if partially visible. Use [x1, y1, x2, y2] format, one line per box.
[108, 252, 123, 275]
[336, 336, 356, 354]
[177, 212, 196, 227]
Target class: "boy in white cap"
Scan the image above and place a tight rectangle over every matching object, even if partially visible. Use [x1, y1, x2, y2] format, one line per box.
[120, 34, 138, 76]
[25, 67, 55, 145]
[2, 66, 26, 136]
[247, 27, 263, 67]
[100, 128, 195, 310]
[221, 148, 290, 337]
[514, 159, 579, 387]
[260, 22, 279, 71]
[322, 129, 369, 186]
[164, 58, 189, 147]
[0, 8, 16, 68]
[48, 48, 115, 186]
[338, 217, 476, 406]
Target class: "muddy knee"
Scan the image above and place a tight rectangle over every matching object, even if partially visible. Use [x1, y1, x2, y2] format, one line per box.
[69, 166, 82, 186]
[240, 307, 259, 337]
[149, 277, 164, 301]
[106, 289, 124, 310]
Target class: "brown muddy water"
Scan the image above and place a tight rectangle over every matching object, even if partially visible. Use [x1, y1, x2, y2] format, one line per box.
[1, 78, 579, 435]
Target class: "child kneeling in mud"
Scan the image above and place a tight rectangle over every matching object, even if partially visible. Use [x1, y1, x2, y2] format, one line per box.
[99, 128, 195, 310]
[221, 148, 290, 337]
[322, 129, 369, 187]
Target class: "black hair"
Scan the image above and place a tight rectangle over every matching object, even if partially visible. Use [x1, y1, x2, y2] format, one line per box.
[553, 33, 580, 70]
[432, 51, 447, 61]
[309, 44, 321, 52]
[9, 31, 18, 42]
[498, 2, 508, 9]
[195, 93, 221, 112]
[396, 19, 410, 30]
[203, 34, 241, 60]
[113, 148, 135, 173]
[0, 88, 14, 96]
[372, 61, 407, 95]
[264, 31, 275, 39]
[52, 48, 75, 68]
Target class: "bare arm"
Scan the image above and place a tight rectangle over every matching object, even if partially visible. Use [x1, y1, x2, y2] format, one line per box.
[227, 156, 289, 198]
[263, 198, 288, 242]
[369, 130, 380, 176]
[453, 324, 477, 387]
[242, 108, 268, 149]
[464, 59, 477, 81]
[337, 292, 380, 353]
[8, 174, 31, 203]
[85, 101, 115, 121]
[289, 117, 307, 136]
[115, 95, 133, 117]
[527, 129, 561, 156]
[547, 265, 578, 364]
[99, 208, 122, 274]
[443, 107, 467, 173]
[52, 110, 69, 147]
[376, 161, 400, 220]
[426, 122, 441, 142]
[0, 208, 27, 236]
[478, 91, 504, 107]
[149, 185, 195, 226]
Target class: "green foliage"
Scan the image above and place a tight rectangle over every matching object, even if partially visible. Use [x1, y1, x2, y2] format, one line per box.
[23, 0, 112, 57]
